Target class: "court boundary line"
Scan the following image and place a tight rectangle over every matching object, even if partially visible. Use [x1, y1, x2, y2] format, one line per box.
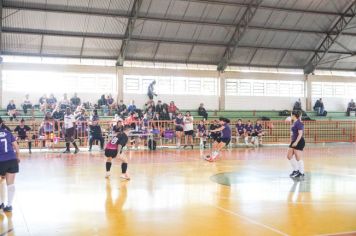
[0, 228, 13, 236]
[316, 230, 356, 236]
[211, 204, 289, 236]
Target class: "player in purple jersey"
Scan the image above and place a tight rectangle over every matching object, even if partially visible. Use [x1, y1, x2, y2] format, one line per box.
[174, 113, 184, 148]
[235, 119, 245, 144]
[244, 120, 254, 145]
[196, 120, 207, 149]
[0, 117, 20, 212]
[251, 119, 265, 146]
[287, 111, 305, 178]
[205, 117, 231, 162]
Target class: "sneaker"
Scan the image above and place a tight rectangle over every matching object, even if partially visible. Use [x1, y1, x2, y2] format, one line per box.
[63, 150, 70, 154]
[29, 150, 32, 154]
[74, 148, 80, 154]
[105, 172, 110, 179]
[290, 171, 300, 178]
[120, 174, 130, 180]
[211, 151, 219, 160]
[295, 172, 305, 178]
[0, 203, 4, 210]
[88, 148, 92, 152]
[4, 206, 12, 212]
[289, 171, 298, 178]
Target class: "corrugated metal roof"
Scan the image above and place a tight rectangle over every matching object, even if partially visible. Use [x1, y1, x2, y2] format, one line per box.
[2, 0, 356, 71]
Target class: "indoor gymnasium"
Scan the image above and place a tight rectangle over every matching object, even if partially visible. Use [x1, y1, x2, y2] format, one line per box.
[1, 0, 356, 235]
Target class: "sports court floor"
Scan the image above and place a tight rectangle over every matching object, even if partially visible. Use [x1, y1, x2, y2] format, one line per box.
[1, 144, 356, 236]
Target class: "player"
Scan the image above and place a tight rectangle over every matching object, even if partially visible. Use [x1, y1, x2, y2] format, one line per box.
[174, 113, 184, 148]
[196, 120, 207, 149]
[0, 117, 20, 212]
[205, 117, 231, 162]
[287, 111, 305, 178]
[63, 107, 79, 154]
[235, 119, 245, 144]
[251, 119, 265, 146]
[183, 111, 194, 149]
[104, 126, 131, 180]
[244, 120, 253, 145]
[14, 119, 32, 154]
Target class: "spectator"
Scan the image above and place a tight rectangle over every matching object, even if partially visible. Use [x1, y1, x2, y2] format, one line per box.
[293, 98, 302, 112]
[183, 111, 194, 149]
[160, 107, 170, 121]
[41, 112, 54, 148]
[107, 94, 116, 112]
[60, 93, 71, 110]
[125, 112, 138, 130]
[168, 101, 178, 120]
[147, 80, 157, 100]
[52, 105, 64, 132]
[146, 107, 154, 120]
[155, 100, 164, 114]
[39, 94, 47, 113]
[70, 93, 81, 109]
[14, 119, 32, 154]
[117, 100, 127, 118]
[313, 98, 325, 116]
[91, 109, 99, 121]
[127, 100, 136, 114]
[7, 100, 18, 121]
[22, 94, 33, 115]
[251, 119, 265, 146]
[88, 118, 104, 151]
[98, 94, 108, 116]
[347, 99, 356, 116]
[47, 94, 57, 110]
[198, 103, 208, 120]
[76, 108, 88, 139]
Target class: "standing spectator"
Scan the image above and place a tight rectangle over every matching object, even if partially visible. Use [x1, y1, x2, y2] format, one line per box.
[98, 95, 108, 116]
[347, 99, 356, 116]
[198, 103, 208, 120]
[147, 80, 157, 100]
[39, 94, 47, 113]
[75, 108, 88, 139]
[14, 119, 32, 153]
[155, 100, 163, 114]
[7, 100, 18, 122]
[88, 118, 104, 151]
[63, 107, 79, 154]
[293, 98, 302, 112]
[168, 101, 178, 120]
[313, 98, 325, 116]
[60, 93, 71, 110]
[127, 100, 136, 114]
[22, 94, 33, 115]
[117, 100, 127, 118]
[160, 107, 170, 121]
[183, 111, 194, 149]
[52, 105, 64, 133]
[70, 93, 81, 110]
[47, 94, 57, 110]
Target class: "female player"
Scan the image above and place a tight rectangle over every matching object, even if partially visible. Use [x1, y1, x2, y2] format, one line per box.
[244, 120, 253, 145]
[104, 126, 131, 180]
[196, 120, 207, 149]
[174, 113, 184, 148]
[287, 111, 305, 178]
[0, 117, 20, 212]
[205, 117, 231, 162]
[251, 119, 265, 145]
[235, 119, 245, 144]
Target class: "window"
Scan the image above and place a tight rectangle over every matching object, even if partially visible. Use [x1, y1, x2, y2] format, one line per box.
[312, 82, 356, 98]
[225, 79, 304, 97]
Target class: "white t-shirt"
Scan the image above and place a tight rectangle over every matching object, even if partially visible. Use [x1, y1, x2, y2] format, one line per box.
[64, 114, 76, 129]
[183, 116, 194, 131]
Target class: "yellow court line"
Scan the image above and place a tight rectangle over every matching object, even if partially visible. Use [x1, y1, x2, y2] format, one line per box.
[316, 230, 356, 236]
[211, 204, 289, 236]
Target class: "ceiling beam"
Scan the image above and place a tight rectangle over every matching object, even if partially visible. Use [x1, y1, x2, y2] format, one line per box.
[116, 0, 142, 66]
[303, 1, 356, 74]
[217, 0, 262, 72]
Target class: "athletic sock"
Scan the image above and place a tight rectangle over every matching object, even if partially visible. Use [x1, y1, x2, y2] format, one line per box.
[121, 163, 128, 174]
[28, 141, 32, 150]
[297, 160, 305, 174]
[106, 162, 112, 172]
[0, 179, 6, 204]
[289, 158, 298, 171]
[72, 142, 78, 149]
[244, 137, 248, 144]
[65, 143, 70, 151]
[7, 184, 15, 206]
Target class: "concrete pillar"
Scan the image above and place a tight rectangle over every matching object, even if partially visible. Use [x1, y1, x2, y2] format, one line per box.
[305, 74, 312, 111]
[219, 72, 226, 111]
[116, 66, 124, 103]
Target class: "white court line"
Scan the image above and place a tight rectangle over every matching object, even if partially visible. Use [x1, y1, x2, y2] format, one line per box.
[211, 204, 289, 236]
[316, 230, 356, 236]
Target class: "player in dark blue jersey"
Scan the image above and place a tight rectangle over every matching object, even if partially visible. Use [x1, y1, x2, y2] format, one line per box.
[0, 117, 20, 212]
[174, 113, 184, 148]
[251, 119, 265, 146]
[244, 120, 254, 145]
[235, 119, 245, 144]
[196, 120, 207, 149]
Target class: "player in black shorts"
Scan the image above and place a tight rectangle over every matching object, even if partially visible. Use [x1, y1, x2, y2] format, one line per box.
[174, 113, 184, 148]
[206, 118, 231, 162]
[104, 126, 131, 180]
[14, 119, 32, 154]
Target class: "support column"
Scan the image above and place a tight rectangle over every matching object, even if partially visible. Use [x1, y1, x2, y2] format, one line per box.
[305, 74, 312, 111]
[219, 72, 226, 111]
[116, 66, 124, 103]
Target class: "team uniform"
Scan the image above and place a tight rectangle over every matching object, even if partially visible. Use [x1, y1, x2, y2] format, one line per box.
[252, 123, 264, 145]
[206, 120, 231, 162]
[290, 119, 305, 151]
[14, 125, 32, 153]
[175, 117, 184, 132]
[288, 118, 305, 179]
[63, 113, 79, 154]
[244, 124, 253, 144]
[236, 123, 245, 136]
[105, 132, 129, 158]
[218, 123, 231, 146]
[197, 124, 207, 148]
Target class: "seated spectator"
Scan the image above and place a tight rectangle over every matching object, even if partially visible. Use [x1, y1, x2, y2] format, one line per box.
[244, 120, 254, 145]
[7, 100, 18, 121]
[39, 94, 47, 113]
[160, 107, 170, 120]
[251, 119, 265, 146]
[127, 100, 136, 114]
[155, 100, 164, 114]
[70, 93, 81, 110]
[313, 98, 325, 116]
[141, 113, 150, 131]
[293, 98, 302, 112]
[117, 100, 127, 118]
[347, 99, 356, 116]
[22, 94, 33, 115]
[60, 93, 71, 110]
[88, 118, 104, 151]
[168, 101, 178, 120]
[98, 94, 108, 116]
[125, 112, 138, 129]
[41, 112, 54, 148]
[52, 105, 64, 132]
[91, 109, 99, 121]
[14, 119, 32, 154]
[106, 94, 116, 112]
[146, 107, 154, 120]
[198, 103, 208, 120]
[47, 94, 57, 110]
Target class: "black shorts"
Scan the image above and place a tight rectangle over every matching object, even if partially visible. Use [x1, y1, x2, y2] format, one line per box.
[0, 159, 19, 176]
[289, 138, 305, 151]
[175, 126, 184, 132]
[184, 130, 194, 136]
[217, 137, 231, 146]
[65, 127, 75, 142]
[105, 149, 118, 158]
[148, 93, 153, 100]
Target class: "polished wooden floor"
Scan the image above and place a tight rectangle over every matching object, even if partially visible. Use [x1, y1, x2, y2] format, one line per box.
[1, 144, 356, 236]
